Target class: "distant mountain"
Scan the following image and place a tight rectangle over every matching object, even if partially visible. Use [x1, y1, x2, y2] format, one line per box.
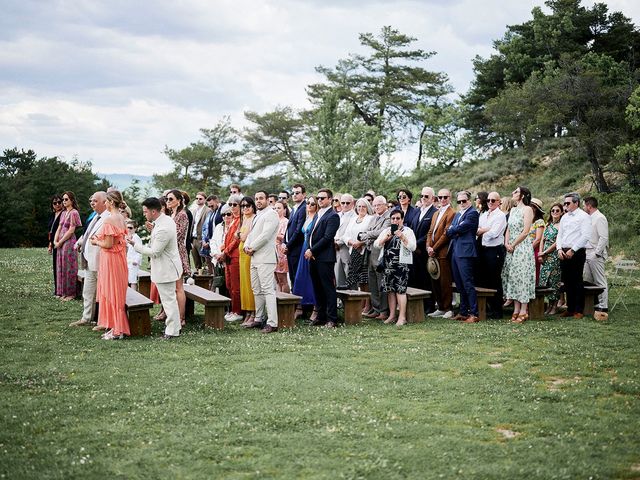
[98, 173, 156, 194]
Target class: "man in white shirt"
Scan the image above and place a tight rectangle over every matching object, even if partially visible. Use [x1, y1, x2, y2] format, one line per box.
[190, 192, 207, 272]
[476, 191, 507, 319]
[243, 191, 280, 333]
[334, 193, 356, 288]
[70, 191, 109, 327]
[583, 196, 609, 319]
[556, 192, 592, 318]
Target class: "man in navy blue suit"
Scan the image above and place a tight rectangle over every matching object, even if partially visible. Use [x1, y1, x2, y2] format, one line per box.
[282, 183, 307, 288]
[305, 188, 340, 327]
[409, 186, 438, 313]
[447, 191, 480, 323]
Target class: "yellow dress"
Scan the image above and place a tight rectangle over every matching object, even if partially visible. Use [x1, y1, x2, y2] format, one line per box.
[239, 221, 255, 311]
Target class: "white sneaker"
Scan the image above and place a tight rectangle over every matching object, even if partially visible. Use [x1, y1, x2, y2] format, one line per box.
[442, 310, 455, 319]
[226, 313, 243, 322]
[428, 310, 445, 318]
[224, 312, 232, 320]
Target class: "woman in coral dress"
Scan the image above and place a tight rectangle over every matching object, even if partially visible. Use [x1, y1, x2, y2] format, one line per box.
[91, 190, 130, 340]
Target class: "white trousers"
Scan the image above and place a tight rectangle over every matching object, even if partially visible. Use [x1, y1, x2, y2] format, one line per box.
[250, 262, 278, 327]
[81, 270, 98, 322]
[584, 253, 608, 310]
[156, 281, 181, 336]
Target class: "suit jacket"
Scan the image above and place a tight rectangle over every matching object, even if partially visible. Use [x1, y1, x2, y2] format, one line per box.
[310, 209, 340, 262]
[426, 206, 455, 259]
[335, 209, 356, 263]
[447, 208, 480, 258]
[587, 209, 609, 259]
[244, 208, 279, 264]
[78, 210, 110, 271]
[134, 213, 183, 284]
[361, 210, 392, 267]
[402, 204, 419, 228]
[411, 205, 438, 255]
[213, 206, 223, 226]
[286, 201, 307, 256]
[192, 205, 207, 240]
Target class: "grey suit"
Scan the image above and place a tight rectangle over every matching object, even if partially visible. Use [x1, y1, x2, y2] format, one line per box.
[335, 209, 356, 288]
[360, 210, 391, 315]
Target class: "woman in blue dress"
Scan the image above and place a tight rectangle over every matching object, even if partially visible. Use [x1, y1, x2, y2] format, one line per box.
[293, 196, 318, 318]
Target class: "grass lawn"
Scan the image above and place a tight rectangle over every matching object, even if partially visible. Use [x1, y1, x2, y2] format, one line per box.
[1, 248, 639, 479]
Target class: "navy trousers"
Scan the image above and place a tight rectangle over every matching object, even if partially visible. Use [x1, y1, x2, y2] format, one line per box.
[451, 255, 478, 316]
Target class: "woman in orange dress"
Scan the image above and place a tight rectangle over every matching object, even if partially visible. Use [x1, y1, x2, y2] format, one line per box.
[91, 190, 130, 340]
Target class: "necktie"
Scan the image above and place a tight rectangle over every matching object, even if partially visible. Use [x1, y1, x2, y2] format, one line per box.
[82, 214, 101, 253]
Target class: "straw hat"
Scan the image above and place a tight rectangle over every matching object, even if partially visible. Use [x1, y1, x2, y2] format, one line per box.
[427, 257, 440, 280]
[530, 198, 544, 212]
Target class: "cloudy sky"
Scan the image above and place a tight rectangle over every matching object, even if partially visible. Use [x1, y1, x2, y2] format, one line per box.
[1, 0, 638, 176]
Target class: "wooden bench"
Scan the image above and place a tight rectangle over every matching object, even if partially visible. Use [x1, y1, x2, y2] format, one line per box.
[584, 284, 605, 316]
[183, 284, 231, 330]
[137, 270, 151, 298]
[452, 283, 498, 321]
[276, 291, 303, 329]
[336, 289, 371, 325]
[192, 272, 213, 290]
[530, 287, 554, 320]
[126, 287, 154, 336]
[405, 287, 432, 323]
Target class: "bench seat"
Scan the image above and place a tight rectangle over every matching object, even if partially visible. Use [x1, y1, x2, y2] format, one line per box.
[451, 283, 497, 321]
[336, 289, 371, 325]
[276, 291, 303, 328]
[405, 287, 431, 323]
[183, 284, 231, 330]
[126, 287, 154, 336]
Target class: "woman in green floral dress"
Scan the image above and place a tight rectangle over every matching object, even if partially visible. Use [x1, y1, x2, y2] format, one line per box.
[538, 203, 563, 315]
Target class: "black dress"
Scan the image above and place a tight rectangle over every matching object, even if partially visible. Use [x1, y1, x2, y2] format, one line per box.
[382, 235, 410, 294]
[48, 212, 62, 295]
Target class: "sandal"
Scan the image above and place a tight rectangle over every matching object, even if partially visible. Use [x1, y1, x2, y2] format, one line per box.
[513, 313, 528, 324]
[511, 312, 519, 322]
[384, 317, 397, 324]
[396, 318, 407, 326]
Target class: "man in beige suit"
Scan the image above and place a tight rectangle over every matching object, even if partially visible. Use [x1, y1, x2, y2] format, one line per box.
[70, 191, 109, 327]
[134, 197, 183, 339]
[334, 193, 355, 288]
[243, 190, 280, 333]
[583, 196, 609, 320]
[426, 189, 456, 318]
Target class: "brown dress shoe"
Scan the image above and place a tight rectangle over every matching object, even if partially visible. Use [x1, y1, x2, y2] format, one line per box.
[464, 315, 480, 323]
[453, 314, 468, 321]
[260, 325, 278, 334]
[573, 313, 584, 319]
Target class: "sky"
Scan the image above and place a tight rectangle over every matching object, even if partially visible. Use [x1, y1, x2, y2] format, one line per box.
[1, 0, 638, 176]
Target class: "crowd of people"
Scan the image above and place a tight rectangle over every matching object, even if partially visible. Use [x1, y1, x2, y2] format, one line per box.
[47, 181, 610, 340]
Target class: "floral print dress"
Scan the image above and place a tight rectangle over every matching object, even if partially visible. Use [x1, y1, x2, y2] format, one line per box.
[502, 207, 536, 303]
[56, 209, 81, 297]
[538, 222, 561, 302]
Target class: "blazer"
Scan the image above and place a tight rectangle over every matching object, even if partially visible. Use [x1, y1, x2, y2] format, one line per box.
[192, 205, 207, 239]
[79, 210, 110, 271]
[447, 208, 480, 258]
[309, 209, 340, 262]
[361, 210, 392, 267]
[134, 213, 183, 284]
[244, 207, 280, 264]
[411, 205, 438, 255]
[426, 206, 455, 259]
[286, 201, 307, 255]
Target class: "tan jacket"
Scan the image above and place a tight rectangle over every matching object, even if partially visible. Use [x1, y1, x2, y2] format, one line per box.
[426, 206, 455, 258]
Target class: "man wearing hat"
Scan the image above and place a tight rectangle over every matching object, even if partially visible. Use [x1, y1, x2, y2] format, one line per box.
[476, 191, 507, 318]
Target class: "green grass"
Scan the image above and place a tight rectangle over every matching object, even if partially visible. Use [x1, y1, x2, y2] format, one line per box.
[1, 248, 639, 479]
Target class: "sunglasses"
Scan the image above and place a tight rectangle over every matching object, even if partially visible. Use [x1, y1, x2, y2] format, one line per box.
[438, 196, 449, 200]
[241, 204, 249, 208]
[292, 191, 302, 195]
[420, 195, 430, 198]
[317, 196, 328, 201]
[306, 201, 317, 206]
[563, 201, 572, 206]
[197, 197, 204, 201]
[391, 216, 402, 221]
[228, 202, 238, 207]
[167, 197, 176, 202]
[62, 198, 70, 202]
[457, 199, 468, 204]
[127, 226, 134, 230]
[278, 196, 287, 200]
[397, 195, 408, 200]
[488, 199, 499, 203]
[52, 201, 62, 205]
[551, 209, 562, 213]
[341, 201, 351, 205]
[223, 212, 232, 217]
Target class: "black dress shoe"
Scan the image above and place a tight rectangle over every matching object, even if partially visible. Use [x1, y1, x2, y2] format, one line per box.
[260, 325, 278, 334]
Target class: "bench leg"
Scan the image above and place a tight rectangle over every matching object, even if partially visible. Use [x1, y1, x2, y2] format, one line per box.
[203, 305, 225, 330]
[530, 296, 545, 320]
[406, 298, 424, 323]
[583, 294, 595, 315]
[128, 308, 152, 336]
[185, 297, 195, 319]
[342, 299, 362, 325]
[477, 298, 487, 322]
[277, 303, 295, 329]
[138, 278, 151, 298]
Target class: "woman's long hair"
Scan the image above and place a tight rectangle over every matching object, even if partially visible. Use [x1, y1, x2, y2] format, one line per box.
[168, 189, 184, 214]
[546, 203, 563, 225]
[62, 191, 80, 212]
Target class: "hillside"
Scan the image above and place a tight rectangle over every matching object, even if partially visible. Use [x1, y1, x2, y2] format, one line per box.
[410, 139, 639, 259]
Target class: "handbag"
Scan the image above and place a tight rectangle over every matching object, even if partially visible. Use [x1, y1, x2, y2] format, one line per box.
[211, 264, 225, 288]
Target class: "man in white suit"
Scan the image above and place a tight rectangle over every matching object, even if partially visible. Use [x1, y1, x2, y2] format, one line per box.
[583, 196, 609, 320]
[334, 193, 355, 288]
[243, 190, 280, 333]
[70, 191, 109, 327]
[133, 197, 183, 339]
